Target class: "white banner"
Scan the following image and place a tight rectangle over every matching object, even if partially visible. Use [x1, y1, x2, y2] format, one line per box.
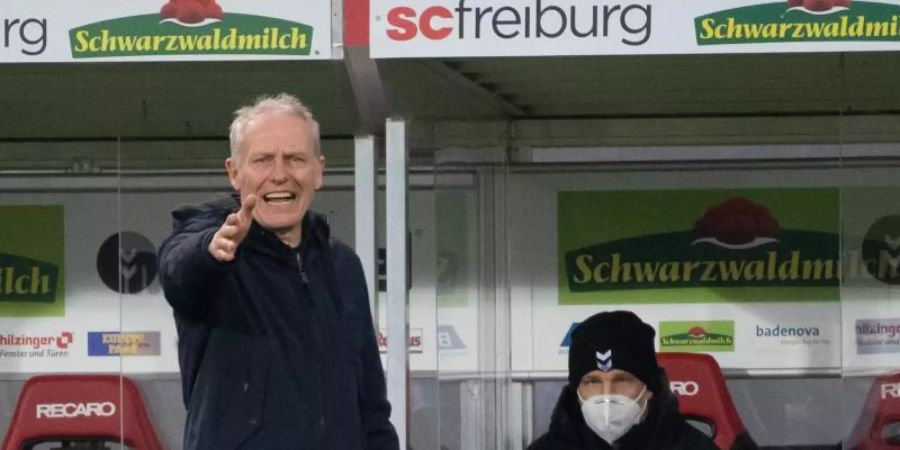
[0, 0, 334, 63]
[371, 0, 900, 58]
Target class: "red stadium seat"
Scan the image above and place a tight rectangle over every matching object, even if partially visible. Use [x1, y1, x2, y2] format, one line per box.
[1, 374, 164, 450]
[657, 352, 758, 450]
[846, 372, 900, 450]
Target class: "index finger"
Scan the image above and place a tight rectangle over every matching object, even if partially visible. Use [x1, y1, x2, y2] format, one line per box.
[238, 194, 257, 222]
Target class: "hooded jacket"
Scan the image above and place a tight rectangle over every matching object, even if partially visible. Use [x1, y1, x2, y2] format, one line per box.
[158, 195, 399, 450]
[528, 383, 719, 450]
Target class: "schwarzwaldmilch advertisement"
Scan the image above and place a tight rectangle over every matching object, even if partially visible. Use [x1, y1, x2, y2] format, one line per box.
[1, 0, 334, 63]
[558, 188, 841, 305]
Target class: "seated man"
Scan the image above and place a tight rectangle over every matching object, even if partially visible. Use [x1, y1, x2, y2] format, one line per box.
[529, 311, 718, 450]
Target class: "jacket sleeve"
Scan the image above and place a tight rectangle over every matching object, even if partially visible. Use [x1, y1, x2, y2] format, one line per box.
[349, 254, 400, 450]
[157, 207, 231, 320]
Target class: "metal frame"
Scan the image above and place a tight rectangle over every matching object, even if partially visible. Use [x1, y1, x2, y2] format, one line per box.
[354, 136, 378, 323]
[385, 119, 409, 449]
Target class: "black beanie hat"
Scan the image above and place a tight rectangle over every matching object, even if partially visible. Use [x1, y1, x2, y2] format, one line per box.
[568, 310, 662, 394]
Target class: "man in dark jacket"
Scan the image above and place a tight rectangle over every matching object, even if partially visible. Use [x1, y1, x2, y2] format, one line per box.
[529, 311, 718, 450]
[158, 93, 399, 450]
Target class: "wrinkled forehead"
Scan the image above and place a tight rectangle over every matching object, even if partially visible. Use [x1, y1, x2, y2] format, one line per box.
[240, 113, 316, 155]
[580, 369, 641, 384]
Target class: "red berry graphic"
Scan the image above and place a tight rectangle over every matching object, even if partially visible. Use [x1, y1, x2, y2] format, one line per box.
[718, 214, 756, 245]
[688, 327, 707, 337]
[160, 1, 178, 19]
[694, 196, 781, 245]
[755, 213, 780, 238]
[206, 2, 224, 20]
[804, 0, 834, 11]
[176, 0, 206, 24]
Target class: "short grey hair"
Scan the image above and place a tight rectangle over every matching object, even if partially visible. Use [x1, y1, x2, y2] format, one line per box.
[228, 93, 321, 161]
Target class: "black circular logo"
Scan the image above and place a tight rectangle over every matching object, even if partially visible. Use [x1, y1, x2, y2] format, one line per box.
[862, 216, 900, 285]
[96, 232, 158, 294]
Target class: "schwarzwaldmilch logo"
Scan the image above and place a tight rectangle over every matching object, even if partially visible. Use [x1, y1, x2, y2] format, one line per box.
[695, 0, 900, 45]
[69, 0, 314, 58]
[659, 321, 735, 352]
[566, 196, 839, 292]
[96, 232, 157, 294]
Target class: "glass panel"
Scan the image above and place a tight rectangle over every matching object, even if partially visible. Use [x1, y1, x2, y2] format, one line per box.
[0, 136, 121, 448]
[838, 51, 900, 450]
[433, 145, 513, 450]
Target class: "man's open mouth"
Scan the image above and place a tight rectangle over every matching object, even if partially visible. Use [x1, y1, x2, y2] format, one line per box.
[263, 192, 296, 203]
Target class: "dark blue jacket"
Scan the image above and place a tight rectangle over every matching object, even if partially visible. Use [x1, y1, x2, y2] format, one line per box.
[158, 195, 399, 450]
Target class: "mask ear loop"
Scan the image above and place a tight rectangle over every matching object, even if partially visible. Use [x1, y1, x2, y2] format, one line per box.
[634, 385, 650, 418]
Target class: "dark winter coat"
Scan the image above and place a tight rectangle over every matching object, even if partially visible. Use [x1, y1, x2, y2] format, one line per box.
[158, 195, 399, 450]
[528, 384, 720, 450]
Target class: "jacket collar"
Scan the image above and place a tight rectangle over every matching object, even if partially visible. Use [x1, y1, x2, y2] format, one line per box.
[225, 193, 331, 262]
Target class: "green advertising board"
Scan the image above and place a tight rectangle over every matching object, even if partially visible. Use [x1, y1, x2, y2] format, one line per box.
[659, 321, 735, 352]
[0, 206, 65, 316]
[558, 188, 840, 304]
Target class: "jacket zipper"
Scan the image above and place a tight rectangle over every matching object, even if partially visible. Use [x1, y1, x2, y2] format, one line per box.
[295, 252, 326, 435]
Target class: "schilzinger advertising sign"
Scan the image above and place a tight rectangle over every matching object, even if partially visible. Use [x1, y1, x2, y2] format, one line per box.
[557, 188, 848, 304]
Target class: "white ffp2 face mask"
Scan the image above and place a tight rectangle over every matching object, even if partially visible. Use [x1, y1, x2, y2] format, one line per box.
[578, 385, 648, 444]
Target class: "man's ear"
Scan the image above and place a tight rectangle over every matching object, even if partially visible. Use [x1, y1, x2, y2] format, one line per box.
[225, 157, 240, 192]
[314, 155, 326, 190]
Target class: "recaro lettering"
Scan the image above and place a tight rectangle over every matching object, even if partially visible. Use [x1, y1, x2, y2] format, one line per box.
[670, 380, 700, 396]
[882, 382, 900, 400]
[36, 402, 116, 419]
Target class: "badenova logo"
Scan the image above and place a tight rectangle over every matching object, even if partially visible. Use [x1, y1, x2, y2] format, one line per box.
[755, 323, 830, 346]
[69, 0, 315, 58]
[659, 321, 735, 352]
[695, 0, 900, 45]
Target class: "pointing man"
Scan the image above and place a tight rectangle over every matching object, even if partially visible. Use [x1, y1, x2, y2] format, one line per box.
[158, 93, 399, 450]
